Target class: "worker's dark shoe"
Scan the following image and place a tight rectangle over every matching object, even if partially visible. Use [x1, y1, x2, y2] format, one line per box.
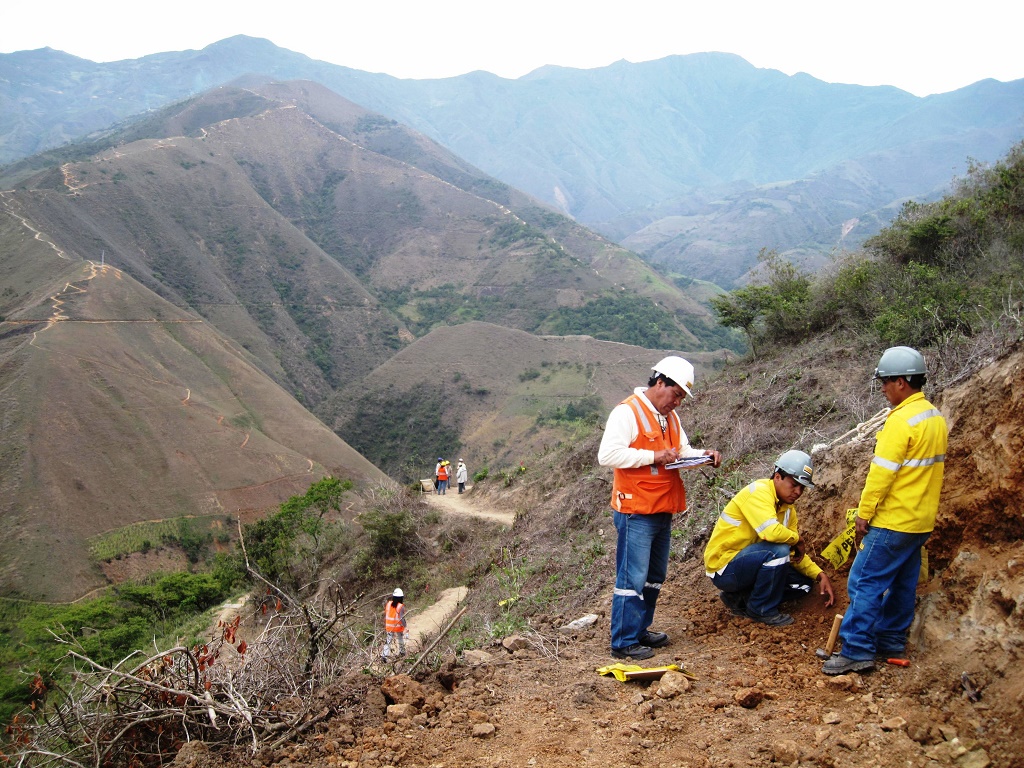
[746, 611, 794, 626]
[822, 654, 876, 675]
[639, 630, 670, 648]
[611, 643, 656, 661]
[719, 591, 747, 617]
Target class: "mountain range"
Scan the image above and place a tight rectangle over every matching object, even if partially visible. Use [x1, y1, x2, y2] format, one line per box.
[3, 36, 1023, 285]
[2, 36, 1022, 599]
[0, 80, 722, 599]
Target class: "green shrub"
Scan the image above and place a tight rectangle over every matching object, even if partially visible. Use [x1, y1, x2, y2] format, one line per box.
[713, 142, 1024, 356]
[242, 476, 353, 589]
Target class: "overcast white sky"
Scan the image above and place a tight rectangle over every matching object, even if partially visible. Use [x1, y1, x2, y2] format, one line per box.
[3, 0, 1022, 97]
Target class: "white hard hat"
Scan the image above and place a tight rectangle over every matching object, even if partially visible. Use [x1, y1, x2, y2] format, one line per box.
[652, 356, 694, 395]
[392, 588, 404, 597]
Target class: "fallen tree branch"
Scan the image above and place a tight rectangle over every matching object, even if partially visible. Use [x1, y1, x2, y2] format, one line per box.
[408, 606, 468, 674]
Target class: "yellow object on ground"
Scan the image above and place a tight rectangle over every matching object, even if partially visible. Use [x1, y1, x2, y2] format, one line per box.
[820, 508, 858, 569]
[596, 663, 692, 682]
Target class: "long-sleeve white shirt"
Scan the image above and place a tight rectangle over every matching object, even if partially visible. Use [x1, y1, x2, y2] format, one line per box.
[597, 388, 705, 469]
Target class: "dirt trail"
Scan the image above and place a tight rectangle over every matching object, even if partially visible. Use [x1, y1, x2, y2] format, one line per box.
[421, 487, 515, 526]
[401, 490, 511, 652]
[404, 586, 468, 654]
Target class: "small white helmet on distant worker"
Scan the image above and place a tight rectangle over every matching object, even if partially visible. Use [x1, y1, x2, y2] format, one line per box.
[652, 356, 695, 396]
[392, 588, 404, 598]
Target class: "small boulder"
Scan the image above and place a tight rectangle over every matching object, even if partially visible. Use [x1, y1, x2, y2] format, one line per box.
[472, 723, 496, 739]
[559, 614, 599, 634]
[655, 670, 691, 698]
[501, 635, 530, 652]
[462, 649, 496, 666]
[772, 739, 802, 765]
[734, 687, 763, 709]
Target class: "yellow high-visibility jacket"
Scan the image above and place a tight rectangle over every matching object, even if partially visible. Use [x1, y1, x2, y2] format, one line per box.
[703, 478, 821, 580]
[858, 391, 947, 533]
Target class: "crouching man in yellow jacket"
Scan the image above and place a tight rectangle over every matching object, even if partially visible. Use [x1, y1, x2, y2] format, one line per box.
[704, 450, 834, 626]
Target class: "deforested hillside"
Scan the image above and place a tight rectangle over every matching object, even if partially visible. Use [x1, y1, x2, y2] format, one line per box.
[320, 321, 730, 480]
[2, 80, 731, 407]
[0, 227, 384, 600]
[0, 79, 732, 598]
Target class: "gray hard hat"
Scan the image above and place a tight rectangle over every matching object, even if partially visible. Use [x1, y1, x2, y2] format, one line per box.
[774, 450, 815, 488]
[873, 346, 926, 379]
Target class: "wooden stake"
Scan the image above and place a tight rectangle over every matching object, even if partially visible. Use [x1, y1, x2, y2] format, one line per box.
[825, 613, 843, 655]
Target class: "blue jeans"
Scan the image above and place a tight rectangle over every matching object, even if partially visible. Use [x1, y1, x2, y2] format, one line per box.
[839, 527, 930, 661]
[711, 541, 812, 617]
[437, 479, 448, 494]
[611, 511, 672, 649]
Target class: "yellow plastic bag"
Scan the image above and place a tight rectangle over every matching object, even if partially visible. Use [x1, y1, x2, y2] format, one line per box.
[596, 662, 687, 682]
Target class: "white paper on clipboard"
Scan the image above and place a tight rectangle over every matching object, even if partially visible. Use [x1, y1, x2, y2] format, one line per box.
[664, 455, 713, 470]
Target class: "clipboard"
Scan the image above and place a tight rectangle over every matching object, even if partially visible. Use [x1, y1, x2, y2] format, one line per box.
[664, 455, 713, 470]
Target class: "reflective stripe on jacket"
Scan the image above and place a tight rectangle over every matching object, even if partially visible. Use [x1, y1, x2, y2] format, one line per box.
[858, 391, 947, 533]
[702, 478, 819, 579]
[385, 601, 405, 632]
[610, 394, 687, 515]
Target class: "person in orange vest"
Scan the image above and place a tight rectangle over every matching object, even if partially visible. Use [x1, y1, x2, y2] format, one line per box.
[382, 588, 408, 659]
[436, 460, 450, 495]
[598, 356, 721, 661]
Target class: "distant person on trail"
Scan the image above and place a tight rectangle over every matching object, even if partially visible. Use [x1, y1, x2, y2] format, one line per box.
[437, 460, 450, 495]
[703, 450, 835, 627]
[382, 588, 408, 659]
[434, 457, 443, 492]
[823, 346, 947, 676]
[456, 459, 468, 494]
[598, 356, 722, 661]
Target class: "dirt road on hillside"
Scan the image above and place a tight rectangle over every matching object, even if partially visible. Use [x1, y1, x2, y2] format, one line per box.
[393, 490, 511, 654]
[404, 586, 468, 654]
[421, 487, 516, 526]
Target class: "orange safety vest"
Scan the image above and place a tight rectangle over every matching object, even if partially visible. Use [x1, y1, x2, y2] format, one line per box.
[610, 393, 688, 515]
[437, 464, 449, 481]
[385, 601, 405, 632]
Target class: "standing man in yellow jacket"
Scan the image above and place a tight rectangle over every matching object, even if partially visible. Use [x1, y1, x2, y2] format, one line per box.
[823, 346, 948, 675]
[704, 450, 835, 626]
[598, 356, 721, 660]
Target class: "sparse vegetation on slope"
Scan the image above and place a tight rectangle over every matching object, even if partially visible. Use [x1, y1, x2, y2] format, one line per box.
[712, 142, 1024, 358]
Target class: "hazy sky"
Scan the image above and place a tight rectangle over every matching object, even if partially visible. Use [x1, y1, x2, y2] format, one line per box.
[3, 0, 1021, 97]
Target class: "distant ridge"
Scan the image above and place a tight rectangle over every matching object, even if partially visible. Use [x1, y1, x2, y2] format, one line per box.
[2, 37, 1022, 285]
